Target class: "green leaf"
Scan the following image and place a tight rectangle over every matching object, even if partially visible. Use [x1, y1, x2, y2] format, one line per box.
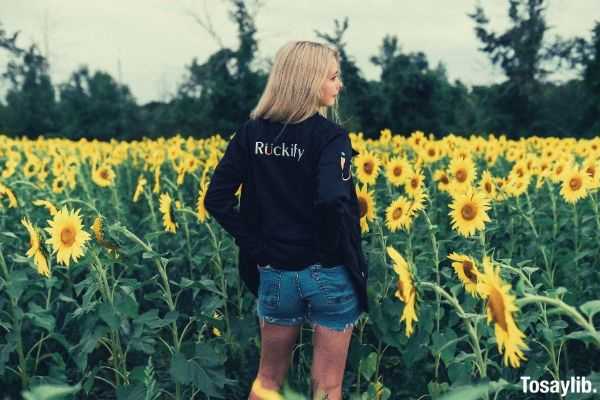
[0, 231, 18, 240]
[360, 352, 378, 381]
[564, 330, 600, 346]
[580, 300, 600, 320]
[6, 269, 29, 301]
[116, 384, 146, 400]
[438, 380, 508, 400]
[98, 302, 120, 330]
[22, 383, 81, 400]
[169, 348, 234, 399]
[25, 304, 56, 333]
[114, 292, 138, 319]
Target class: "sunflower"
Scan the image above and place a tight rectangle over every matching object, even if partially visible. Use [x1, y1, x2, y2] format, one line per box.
[356, 184, 376, 234]
[90, 216, 119, 253]
[477, 257, 528, 368]
[153, 166, 161, 194]
[386, 246, 418, 337]
[583, 158, 600, 190]
[52, 176, 67, 194]
[385, 196, 413, 232]
[197, 180, 209, 223]
[421, 141, 442, 163]
[479, 170, 496, 200]
[33, 199, 58, 216]
[504, 174, 530, 198]
[448, 189, 491, 237]
[433, 169, 451, 192]
[23, 157, 42, 178]
[354, 151, 381, 186]
[448, 157, 477, 189]
[92, 164, 115, 187]
[133, 174, 147, 202]
[379, 128, 392, 145]
[44, 207, 91, 267]
[91, 216, 104, 242]
[550, 161, 567, 183]
[385, 157, 412, 187]
[250, 376, 283, 400]
[21, 218, 50, 277]
[404, 169, 425, 198]
[159, 192, 178, 233]
[0, 183, 18, 208]
[560, 167, 590, 204]
[447, 252, 480, 296]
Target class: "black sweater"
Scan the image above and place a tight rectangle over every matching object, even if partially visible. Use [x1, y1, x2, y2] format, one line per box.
[204, 112, 369, 313]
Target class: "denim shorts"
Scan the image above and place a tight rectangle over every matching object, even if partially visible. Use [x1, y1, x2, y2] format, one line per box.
[256, 263, 362, 332]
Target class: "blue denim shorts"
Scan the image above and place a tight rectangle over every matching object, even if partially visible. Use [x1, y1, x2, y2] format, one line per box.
[256, 263, 362, 332]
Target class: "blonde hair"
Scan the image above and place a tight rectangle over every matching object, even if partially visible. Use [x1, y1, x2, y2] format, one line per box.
[250, 40, 342, 124]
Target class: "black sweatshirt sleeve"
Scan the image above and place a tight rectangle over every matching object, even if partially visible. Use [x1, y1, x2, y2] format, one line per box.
[314, 131, 353, 264]
[204, 128, 266, 262]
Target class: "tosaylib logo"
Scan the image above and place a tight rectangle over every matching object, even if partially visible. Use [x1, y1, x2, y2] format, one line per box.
[521, 376, 597, 397]
[255, 141, 304, 161]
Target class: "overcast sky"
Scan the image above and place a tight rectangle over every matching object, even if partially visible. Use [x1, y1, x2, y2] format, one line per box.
[1, 0, 598, 104]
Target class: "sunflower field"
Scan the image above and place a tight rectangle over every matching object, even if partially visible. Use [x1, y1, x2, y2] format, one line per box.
[1, 130, 600, 400]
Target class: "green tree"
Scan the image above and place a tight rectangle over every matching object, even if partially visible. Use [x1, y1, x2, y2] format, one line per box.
[370, 35, 475, 136]
[2, 44, 58, 137]
[175, 0, 266, 136]
[316, 18, 379, 135]
[580, 22, 600, 134]
[58, 66, 141, 140]
[469, 0, 570, 137]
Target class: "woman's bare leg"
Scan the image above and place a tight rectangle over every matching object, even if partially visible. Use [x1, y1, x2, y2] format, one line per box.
[310, 324, 353, 400]
[248, 318, 300, 399]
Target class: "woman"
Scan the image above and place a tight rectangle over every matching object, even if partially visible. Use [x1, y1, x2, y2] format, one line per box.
[204, 40, 369, 400]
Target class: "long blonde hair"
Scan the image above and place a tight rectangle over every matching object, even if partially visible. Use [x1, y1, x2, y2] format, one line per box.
[250, 40, 341, 125]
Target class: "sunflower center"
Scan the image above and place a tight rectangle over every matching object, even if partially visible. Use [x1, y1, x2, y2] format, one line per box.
[586, 166, 595, 178]
[440, 175, 449, 185]
[411, 178, 419, 189]
[556, 166, 563, 176]
[484, 182, 492, 193]
[393, 207, 403, 220]
[364, 162, 374, 174]
[488, 287, 508, 331]
[516, 168, 524, 177]
[393, 166, 402, 176]
[462, 261, 477, 283]
[428, 148, 435, 157]
[456, 169, 467, 182]
[358, 198, 368, 218]
[60, 227, 76, 246]
[27, 164, 35, 173]
[100, 170, 109, 179]
[460, 203, 477, 221]
[569, 177, 582, 191]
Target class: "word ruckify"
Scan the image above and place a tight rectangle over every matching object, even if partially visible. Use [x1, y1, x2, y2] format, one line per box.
[255, 141, 305, 161]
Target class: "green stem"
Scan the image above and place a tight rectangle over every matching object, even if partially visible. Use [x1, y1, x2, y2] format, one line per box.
[420, 282, 487, 379]
[205, 222, 231, 338]
[0, 246, 29, 388]
[423, 212, 442, 381]
[517, 294, 600, 348]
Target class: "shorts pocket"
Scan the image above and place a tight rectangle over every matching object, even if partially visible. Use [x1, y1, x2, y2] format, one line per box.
[314, 266, 356, 305]
[258, 267, 281, 308]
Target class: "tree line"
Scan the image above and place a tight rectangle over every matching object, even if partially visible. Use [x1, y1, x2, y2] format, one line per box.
[0, 0, 598, 140]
